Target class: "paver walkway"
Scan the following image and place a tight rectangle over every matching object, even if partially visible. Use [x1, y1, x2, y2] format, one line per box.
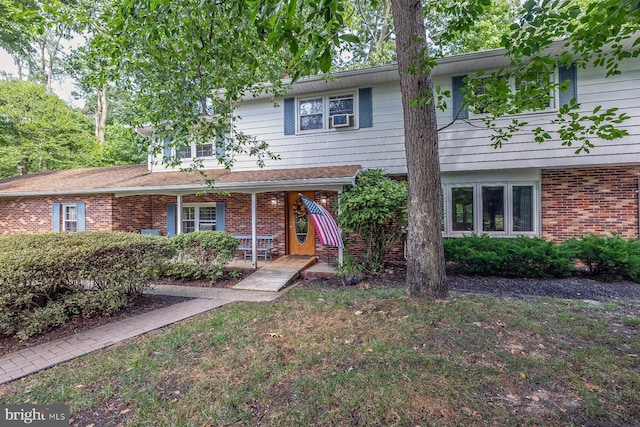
[0, 256, 327, 385]
[0, 287, 278, 385]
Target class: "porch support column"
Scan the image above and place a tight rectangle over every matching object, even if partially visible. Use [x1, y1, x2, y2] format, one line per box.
[251, 192, 258, 269]
[337, 189, 344, 266]
[176, 194, 183, 235]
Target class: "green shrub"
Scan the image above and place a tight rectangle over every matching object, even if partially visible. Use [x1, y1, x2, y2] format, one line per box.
[165, 231, 238, 282]
[0, 232, 174, 339]
[338, 169, 408, 273]
[561, 234, 640, 282]
[444, 235, 572, 278]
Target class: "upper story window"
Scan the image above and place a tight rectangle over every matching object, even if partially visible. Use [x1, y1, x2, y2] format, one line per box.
[284, 87, 372, 136]
[179, 142, 215, 159]
[164, 137, 221, 161]
[452, 64, 576, 120]
[298, 93, 355, 132]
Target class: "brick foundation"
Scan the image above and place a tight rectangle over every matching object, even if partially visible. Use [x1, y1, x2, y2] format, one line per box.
[541, 165, 640, 242]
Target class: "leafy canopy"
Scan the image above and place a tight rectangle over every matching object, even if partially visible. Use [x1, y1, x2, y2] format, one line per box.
[0, 80, 96, 177]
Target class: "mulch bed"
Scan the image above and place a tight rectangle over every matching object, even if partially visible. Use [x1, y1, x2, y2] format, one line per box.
[0, 271, 249, 357]
[0, 294, 191, 357]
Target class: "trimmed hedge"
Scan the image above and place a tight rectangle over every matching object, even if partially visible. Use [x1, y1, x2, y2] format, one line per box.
[164, 231, 239, 282]
[0, 232, 174, 340]
[561, 234, 640, 282]
[444, 235, 573, 278]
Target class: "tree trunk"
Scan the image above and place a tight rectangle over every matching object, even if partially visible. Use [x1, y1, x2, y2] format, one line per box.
[391, 0, 447, 298]
[95, 85, 108, 143]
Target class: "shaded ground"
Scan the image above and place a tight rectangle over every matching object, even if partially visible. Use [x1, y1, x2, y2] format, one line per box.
[304, 263, 640, 302]
[0, 271, 247, 356]
[3, 265, 639, 357]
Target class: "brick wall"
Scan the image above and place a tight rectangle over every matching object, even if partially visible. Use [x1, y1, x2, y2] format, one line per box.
[112, 195, 153, 233]
[542, 165, 640, 241]
[0, 194, 114, 235]
[0, 190, 345, 263]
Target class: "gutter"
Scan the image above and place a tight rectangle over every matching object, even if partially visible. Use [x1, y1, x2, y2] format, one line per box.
[0, 176, 358, 198]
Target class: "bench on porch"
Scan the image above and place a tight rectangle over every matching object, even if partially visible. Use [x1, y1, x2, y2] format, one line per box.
[235, 235, 275, 262]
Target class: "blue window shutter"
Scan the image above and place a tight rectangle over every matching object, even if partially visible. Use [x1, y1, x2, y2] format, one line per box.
[216, 202, 226, 231]
[216, 135, 225, 158]
[52, 203, 60, 232]
[163, 136, 172, 160]
[452, 75, 468, 119]
[558, 64, 577, 107]
[284, 97, 295, 135]
[166, 203, 176, 236]
[359, 87, 373, 128]
[76, 202, 86, 232]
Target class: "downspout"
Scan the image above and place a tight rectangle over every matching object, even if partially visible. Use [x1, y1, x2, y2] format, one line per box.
[251, 192, 258, 269]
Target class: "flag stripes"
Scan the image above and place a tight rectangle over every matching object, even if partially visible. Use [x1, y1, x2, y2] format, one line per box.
[299, 195, 344, 248]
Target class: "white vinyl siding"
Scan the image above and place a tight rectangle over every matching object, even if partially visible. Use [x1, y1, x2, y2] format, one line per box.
[149, 56, 640, 175]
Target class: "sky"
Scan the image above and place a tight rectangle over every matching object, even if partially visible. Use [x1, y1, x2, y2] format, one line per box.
[0, 47, 82, 108]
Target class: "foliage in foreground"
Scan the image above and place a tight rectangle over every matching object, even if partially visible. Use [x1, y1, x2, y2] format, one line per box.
[1, 287, 638, 426]
[164, 231, 239, 282]
[0, 232, 173, 339]
[444, 235, 573, 278]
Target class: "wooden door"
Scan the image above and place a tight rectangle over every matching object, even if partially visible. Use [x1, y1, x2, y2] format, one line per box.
[287, 192, 316, 255]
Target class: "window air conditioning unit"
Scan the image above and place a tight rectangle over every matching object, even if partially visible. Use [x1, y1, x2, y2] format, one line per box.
[330, 113, 353, 128]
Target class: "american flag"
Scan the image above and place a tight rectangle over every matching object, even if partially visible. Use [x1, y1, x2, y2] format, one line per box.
[299, 195, 344, 248]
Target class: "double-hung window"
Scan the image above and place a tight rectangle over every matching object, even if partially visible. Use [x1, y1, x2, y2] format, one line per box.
[454, 64, 575, 120]
[444, 182, 538, 236]
[178, 142, 214, 159]
[166, 139, 220, 161]
[52, 202, 85, 232]
[181, 205, 217, 233]
[63, 204, 77, 232]
[298, 93, 355, 132]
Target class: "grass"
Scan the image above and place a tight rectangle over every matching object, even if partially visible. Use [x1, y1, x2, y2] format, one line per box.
[1, 286, 639, 426]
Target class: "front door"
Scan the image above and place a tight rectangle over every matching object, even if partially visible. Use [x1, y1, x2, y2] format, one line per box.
[287, 192, 316, 255]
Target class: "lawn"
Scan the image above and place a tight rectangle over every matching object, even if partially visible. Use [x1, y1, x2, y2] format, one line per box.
[1, 285, 639, 426]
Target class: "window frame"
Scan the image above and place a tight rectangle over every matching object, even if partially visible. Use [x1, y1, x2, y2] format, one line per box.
[467, 69, 558, 119]
[62, 204, 78, 232]
[443, 181, 539, 237]
[181, 203, 217, 233]
[296, 91, 357, 133]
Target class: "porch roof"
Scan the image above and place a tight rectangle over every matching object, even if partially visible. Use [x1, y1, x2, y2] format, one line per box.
[0, 164, 361, 197]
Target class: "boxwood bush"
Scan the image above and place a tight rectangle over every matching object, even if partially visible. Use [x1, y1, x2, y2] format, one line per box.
[164, 231, 239, 282]
[561, 234, 640, 282]
[0, 232, 174, 340]
[444, 235, 573, 278]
